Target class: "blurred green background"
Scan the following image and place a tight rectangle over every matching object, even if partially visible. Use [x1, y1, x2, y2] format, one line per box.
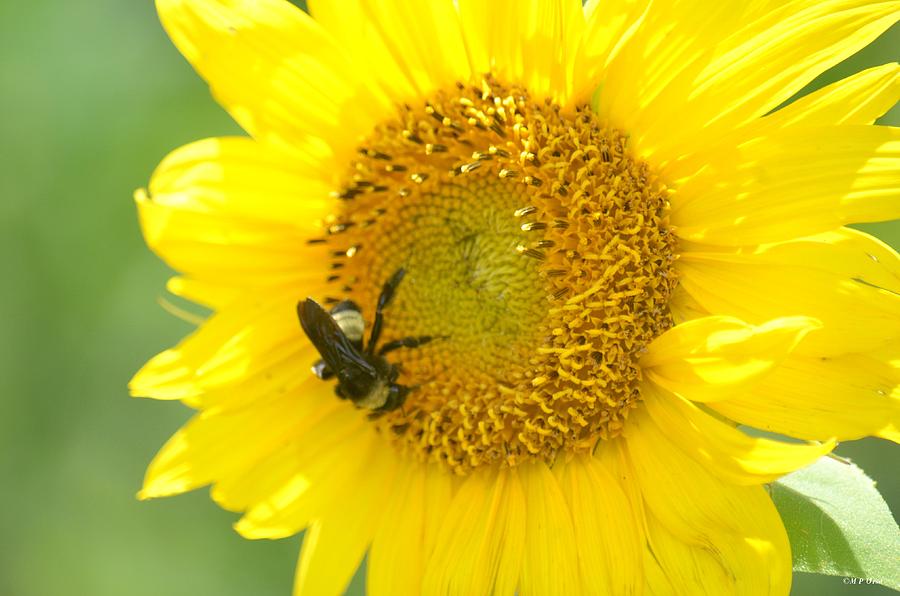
[0, 1, 896, 595]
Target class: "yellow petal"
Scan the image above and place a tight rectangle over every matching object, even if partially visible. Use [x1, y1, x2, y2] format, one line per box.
[643, 508, 788, 596]
[710, 350, 900, 443]
[637, 1, 900, 166]
[311, 0, 470, 103]
[692, 1, 899, 127]
[594, 441, 658, 594]
[673, 125, 900, 245]
[208, 401, 347, 512]
[422, 464, 457, 566]
[642, 315, 820, 402]
[307, 0, 417, 103]
[210, 427, 318, 513]
[148, 137, 332, 225]
[137, 137, 333, 296]
[626, 413, 792, 595]
[573, 0, 651, 104]
[234, 409, 373, 539]
[155, 0, 391, 163]
[293, 449, 396, 596]
[130, 296, 307, 406]
[166, 276, 239, 311]
[129, 299, 268, 401]
[136, 188, 314, 288]
[765, 62, 900, 127]
[598, 0, 743, 152]
[642, 383, 834, 485]
[593, 439, 643, 517]
[678, 230, 900, 356]
[519, 460, 581, 596]
[422, 467, 525, 596]
[642, 544, 676, 596]
[367, 462, 454, 596]
[139, 379, 334, 499]
[135, 191, 326, 296]
[555, 454, 642, 595]
[725, 227, 900, 298]
[362, 0, 470, 98]
[664, 63, 900, 182]
[456, 0, 503, 77]
[458, 0, 584, 103]
[667, 284, 710, 325]
[367, 463, 425, 596]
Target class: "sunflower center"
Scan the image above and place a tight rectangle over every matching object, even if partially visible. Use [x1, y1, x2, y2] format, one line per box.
[307, 77, 678, 473]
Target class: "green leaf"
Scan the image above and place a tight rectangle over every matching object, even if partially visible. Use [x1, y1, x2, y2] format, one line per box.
[770, 456, 900, 590]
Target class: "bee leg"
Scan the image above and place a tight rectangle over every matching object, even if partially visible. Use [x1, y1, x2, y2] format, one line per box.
[367, 268, 406, 355]
[377, 335, 434, 355]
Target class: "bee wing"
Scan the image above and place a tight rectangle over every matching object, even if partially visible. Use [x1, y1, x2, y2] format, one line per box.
[298, 298, 377, 377]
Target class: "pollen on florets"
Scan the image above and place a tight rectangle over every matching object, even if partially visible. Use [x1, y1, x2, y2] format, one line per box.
[306, 76, 678, 473]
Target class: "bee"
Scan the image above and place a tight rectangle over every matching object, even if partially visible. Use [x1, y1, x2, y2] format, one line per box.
[297, 268, 436, 413]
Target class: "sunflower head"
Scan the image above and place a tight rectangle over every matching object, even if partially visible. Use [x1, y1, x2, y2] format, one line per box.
[135, 0, 900, 594]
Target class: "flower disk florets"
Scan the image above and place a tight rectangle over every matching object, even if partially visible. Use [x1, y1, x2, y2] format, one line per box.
[310, 77, 678, 473]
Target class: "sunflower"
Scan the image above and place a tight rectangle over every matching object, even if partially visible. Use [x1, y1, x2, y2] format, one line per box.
[132, 0, 900, 594]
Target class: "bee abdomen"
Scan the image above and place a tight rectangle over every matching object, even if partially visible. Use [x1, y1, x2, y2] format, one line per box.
[354, 379, 390, 410]
[331, 301, 365, 344]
